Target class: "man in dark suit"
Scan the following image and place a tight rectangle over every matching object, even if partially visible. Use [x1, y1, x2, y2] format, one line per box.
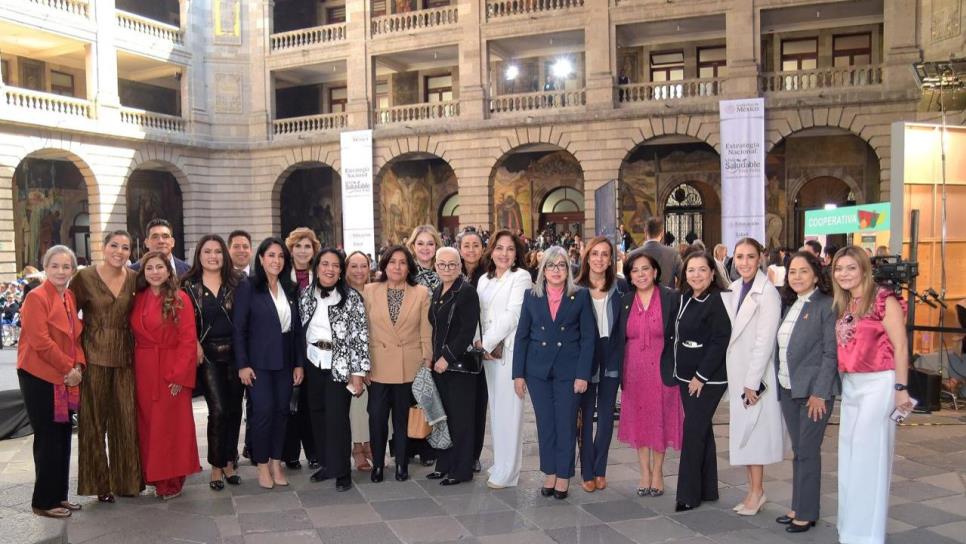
[639, 217, 682, 289]
[130, 218, 190, 276]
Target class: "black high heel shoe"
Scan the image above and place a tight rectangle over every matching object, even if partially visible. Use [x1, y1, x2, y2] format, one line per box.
[426, 471, 445, 480]
[395, 465, 409, 482]
[675, 502, 697, 512]
[209, 479, 225, 491]
[785, 521, 816, 533]
[371, 467, 384, 483]
[776, 515, 795, 525]
[540, 487, 555, 497]
[553, 489, 568, 500]
[225, 474, 241, 486]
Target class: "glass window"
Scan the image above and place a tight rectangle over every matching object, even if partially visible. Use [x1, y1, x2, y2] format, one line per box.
[698, 46, 726, 79]
[833, 33, 872, 66]
[371, 0, 386, 16]
[781, 38, 818, 71]
[50, 71, 75, 97]
[425, 74, 452, 103]
[329, 86, 347, 113]
[650, 50, 685, 82]
[375, 79, 389, 109]
[327, 6, 346, 23]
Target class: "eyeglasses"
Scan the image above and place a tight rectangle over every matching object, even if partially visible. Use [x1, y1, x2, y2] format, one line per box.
[435, 262, 460, 271]
[544, 262, 568, 272]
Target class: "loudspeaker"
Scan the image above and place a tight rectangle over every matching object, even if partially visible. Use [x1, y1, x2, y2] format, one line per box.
[909, 367, 942, 412]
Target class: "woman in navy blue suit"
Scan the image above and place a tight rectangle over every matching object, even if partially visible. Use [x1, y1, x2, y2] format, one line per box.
[513, 246, 596, 499]
[233, 237, 305, 490]
[574, 236, 628, 493]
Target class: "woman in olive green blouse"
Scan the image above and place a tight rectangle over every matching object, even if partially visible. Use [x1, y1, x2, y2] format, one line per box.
[71, 230, 143, 502]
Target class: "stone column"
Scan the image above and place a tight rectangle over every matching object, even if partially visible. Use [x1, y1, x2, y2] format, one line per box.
[724, 0, 760, 98]
[346, 0, 371, 129]
[0, 167, 16, 280]
[457, 0, 485, 120]
[882, 0, 919, 92]
[90, 0, 121, 123]
[584, 3, 614, 110]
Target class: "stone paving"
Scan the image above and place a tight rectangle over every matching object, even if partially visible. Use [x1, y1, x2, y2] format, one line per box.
[1, 394, 965, 544]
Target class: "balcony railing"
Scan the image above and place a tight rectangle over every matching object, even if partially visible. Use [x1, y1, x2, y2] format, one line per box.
[26, 0, 89, 18]
[270, 23, 347, 52]
[618, 78, 723, 103]
[371, 6, 459, 36]
[486, 0, 583, 19]
[273, 112, 348, 136]
[375, 101, 460, 124]
[489, 89, 585, 114]
[760, 65, 883, 93]
[120, 107, 186, 132]
[116, 10, 184, 45]
[4, 87, 93, 118]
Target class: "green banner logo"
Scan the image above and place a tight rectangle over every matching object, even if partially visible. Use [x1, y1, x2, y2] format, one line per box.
[804, 202, 891, 235]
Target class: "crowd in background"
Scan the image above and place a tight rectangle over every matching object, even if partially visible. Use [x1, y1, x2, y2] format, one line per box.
[14, 215, 913, 544]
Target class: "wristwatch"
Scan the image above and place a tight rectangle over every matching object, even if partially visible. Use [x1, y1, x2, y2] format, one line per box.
[894, 383, 908, 391]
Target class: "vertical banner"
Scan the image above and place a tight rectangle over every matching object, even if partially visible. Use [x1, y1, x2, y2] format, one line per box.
[719, 98, 766, 250]
[340, 130, 375, 257]
[594, 179, 619, 248]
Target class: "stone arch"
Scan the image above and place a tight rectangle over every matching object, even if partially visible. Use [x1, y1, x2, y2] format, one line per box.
[374, 151, 458, 245]
[374, 136, 452, 174]
[9, 147, 100, 271]
[123, 156, 191, 261]
[271, 159, 342, 246]
[489, 142, 585, 238]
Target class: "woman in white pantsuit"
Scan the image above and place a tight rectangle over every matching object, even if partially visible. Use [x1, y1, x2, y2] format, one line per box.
[722, 238, 785, 516]
[475, 230, 533, 489]
[831, 246, 912, 544]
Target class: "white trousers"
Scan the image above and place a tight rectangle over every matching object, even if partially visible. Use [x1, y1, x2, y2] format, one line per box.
[485, 357, 524, 487]
[838, 370, 895, 544]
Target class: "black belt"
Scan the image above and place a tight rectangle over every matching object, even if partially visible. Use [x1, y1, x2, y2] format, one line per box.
[311, 340, 333, 350]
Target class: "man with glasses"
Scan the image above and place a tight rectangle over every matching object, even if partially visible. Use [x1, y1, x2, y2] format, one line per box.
[130, 218, 190, 276]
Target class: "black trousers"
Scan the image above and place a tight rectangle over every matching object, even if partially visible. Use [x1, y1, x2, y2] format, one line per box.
[368, 381, 411, 469]
[248, 367, 293, 464]
[18, 369, 72, 509]
[473, 368, 488, 462]
[780, 389, 833, 522]
[282, 385, 316, 463]
[304, 364, 352, 479]
[433, 370, 477, 482]
[199, 357, 244, 469]
[676, 382, 726, 506]
[579, 376, 620, 481]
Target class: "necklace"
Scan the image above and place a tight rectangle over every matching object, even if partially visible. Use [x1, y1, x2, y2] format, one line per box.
[836, 296, 860, 346]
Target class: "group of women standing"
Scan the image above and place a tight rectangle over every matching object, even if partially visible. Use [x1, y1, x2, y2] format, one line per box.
[17, 224, 912, 543]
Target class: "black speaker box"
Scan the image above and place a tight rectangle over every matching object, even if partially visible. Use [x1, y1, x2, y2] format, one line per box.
[909, 367, 942, 412]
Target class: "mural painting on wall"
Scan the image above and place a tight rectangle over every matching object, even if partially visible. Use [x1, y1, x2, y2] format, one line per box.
[765, 143, 788, 249]
[491, 150, 584, 237]
[127, 170, 186, 260]
[380, 158, 457, 245]
[281, 167, 340, 246]
[13, 159, 88, 270]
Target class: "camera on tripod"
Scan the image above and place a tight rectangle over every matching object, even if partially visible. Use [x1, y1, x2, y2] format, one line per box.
[871, 255, 919, 293]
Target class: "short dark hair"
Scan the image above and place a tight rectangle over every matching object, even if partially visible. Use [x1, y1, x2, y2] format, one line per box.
[622, 248, 661, 285]
[310, 248, 349, 308]
[228, 230, 252, 245]
[804, 240, 822, 255]
[145, 218, 173, 236]
[780, 251, 831, 305]
[679, 251, 729, 297]
[645, 217, 664, 238]
[483, 230, 527, 279]
[377, 245, 418, 286]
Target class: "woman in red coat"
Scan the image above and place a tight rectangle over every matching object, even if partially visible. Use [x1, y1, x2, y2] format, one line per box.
[131, 251, 200, 500]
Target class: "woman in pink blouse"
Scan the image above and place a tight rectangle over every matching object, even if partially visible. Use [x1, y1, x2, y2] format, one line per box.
[830, 246, 913, 544]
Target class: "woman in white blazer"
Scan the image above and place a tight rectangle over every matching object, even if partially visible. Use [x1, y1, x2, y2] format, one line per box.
[722, 237, 784, 516]
[474, 230, 533, 489]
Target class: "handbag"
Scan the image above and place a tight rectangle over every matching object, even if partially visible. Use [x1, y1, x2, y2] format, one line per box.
[437, 285, 484, 375]
[407, 406, 432, 439]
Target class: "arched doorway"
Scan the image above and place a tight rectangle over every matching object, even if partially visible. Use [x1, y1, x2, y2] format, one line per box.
[376, 153, 457, 246]
[539, 187, 585, 237]
[490, 143, 585, 238]
[793, 176, 855, 249]
[126, 169, 185, 261]
[277, 164, 342, 246]
[619, 136, 720, 246]
[438, 193, 460, 238]
[13, 155, 94, 270]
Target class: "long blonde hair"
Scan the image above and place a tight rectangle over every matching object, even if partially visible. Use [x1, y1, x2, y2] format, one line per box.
[406, 225, 442, 267]
[831, 245, 876, 318]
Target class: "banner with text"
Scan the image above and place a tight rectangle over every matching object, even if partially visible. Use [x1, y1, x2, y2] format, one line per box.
[719, 98, 766, 250]
[340, 130, 375, 257]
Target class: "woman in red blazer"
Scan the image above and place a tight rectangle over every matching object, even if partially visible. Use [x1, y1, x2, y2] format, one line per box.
[17, 245, 86, 518]
[131, 251, 200, 500]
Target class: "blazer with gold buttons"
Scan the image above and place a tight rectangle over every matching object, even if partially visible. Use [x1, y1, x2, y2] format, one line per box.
[512, 287, 596, 381]
[363, 281, 432, 384]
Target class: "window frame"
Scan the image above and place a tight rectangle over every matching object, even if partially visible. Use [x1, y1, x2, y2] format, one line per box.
[649, 50, 685, 82]
[697, 46, 726, 79]
[780, 37, 818, 72]
[832, 32, 872, 67]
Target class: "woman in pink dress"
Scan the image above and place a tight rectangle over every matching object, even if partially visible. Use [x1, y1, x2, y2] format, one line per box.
[614, 249, 683, 497]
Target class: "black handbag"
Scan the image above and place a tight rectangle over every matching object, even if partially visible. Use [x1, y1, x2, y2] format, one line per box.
[438, 285, 484, 375]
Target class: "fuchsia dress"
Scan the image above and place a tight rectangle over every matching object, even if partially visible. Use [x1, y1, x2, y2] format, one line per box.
[618, 290, 683, 452]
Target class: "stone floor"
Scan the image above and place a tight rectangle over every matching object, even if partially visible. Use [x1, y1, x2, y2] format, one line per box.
[1, 393, 965, 544]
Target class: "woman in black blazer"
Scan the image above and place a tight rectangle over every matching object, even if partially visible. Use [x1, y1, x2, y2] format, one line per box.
[774, 251, 839, 533]
[427, 247, 481, 486]
[663, 251, 731, 512]
[233, 237, 305, 489]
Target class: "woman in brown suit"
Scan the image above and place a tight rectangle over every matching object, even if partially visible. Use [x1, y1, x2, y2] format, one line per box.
[363, 245, 432, 483]
[72, 231, 143, 503]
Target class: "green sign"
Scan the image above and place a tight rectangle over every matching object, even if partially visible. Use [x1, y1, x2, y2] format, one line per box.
[804, 202, 891, 235]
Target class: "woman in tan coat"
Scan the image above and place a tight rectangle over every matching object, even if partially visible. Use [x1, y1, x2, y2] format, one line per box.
[363, 245, 431, 483]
